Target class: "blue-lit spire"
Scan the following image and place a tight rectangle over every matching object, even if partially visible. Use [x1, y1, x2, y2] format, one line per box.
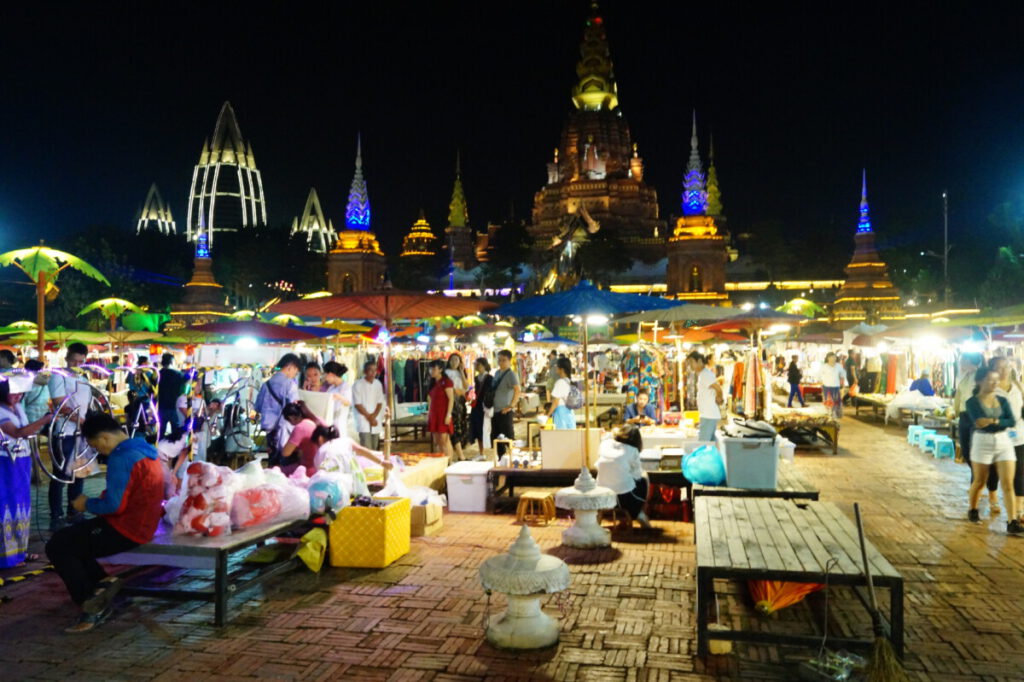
[857, 168, 872, 233]
[681, 111, 708, 216]
[195, 221, 211, 258]
[345, 134, 371, 231]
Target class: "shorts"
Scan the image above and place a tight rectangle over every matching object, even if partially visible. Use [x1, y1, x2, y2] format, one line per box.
[970, 431, 1016, 465]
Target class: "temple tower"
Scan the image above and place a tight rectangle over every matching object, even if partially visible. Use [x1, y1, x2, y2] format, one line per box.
[169, 230, 229, 327]
[186, 101, 267, 247]
[136, 183, 176, 235]
[530, 1, 664, 260]
[327, 136, 386, 293]
[401, 210, 439, 258]
[831, 171, 905, 324]
[444, 154, 476, 270]
[666, 113, 729, 301]
[291, 188, 337, 254]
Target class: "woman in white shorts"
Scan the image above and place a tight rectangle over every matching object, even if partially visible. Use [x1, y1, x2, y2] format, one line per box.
[966, 366, 1023, 534]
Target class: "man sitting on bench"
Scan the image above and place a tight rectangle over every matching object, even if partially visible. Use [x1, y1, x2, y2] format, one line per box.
[45, 412, 164, 634]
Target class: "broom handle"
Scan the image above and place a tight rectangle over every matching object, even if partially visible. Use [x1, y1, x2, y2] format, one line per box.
[853, 502, 880, 613]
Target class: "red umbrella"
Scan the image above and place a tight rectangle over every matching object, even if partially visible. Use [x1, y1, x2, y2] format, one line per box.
[191, 320, 325, 342]
[270, 287, 497, 458]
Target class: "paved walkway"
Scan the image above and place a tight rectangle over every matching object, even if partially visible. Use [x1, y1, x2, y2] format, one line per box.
[2, 417, 1023, 681]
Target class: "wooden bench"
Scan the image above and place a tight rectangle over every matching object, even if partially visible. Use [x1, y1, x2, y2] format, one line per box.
[102, 518, 307, 626]
[389, 414, 429, 442]
[690, 461, 820, 503]
[694, 497, 903, 658]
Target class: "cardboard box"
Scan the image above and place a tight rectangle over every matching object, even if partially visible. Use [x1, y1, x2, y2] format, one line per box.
[539, 428, 601, 469]
[411, 503, 443, 536]
[417, 519, 443, 537]
[329, 497, 411, 568]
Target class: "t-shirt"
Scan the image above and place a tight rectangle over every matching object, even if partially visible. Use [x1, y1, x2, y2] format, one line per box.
[158, 368, 185, 410]
[254, 371, 299, 431]
[445, 368, 467, 392]
[997, 385, 1024, 446]
[596, 439, 644, 494]
[287, 419, 320, 474]
[551, 377, 571, 402]
[492, 368, 520, 411]
[352, 377, 385, 434]
[0, 403, 29, 444]
[326, 381, 353, 433]
[696, 368, 721, 419]
[47, 371, 93, 436]
[819, 363, 845, 388]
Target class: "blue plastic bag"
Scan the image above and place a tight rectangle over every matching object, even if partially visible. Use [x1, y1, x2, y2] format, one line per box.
[309, 480, 342, 516]
[683, 444, 726, 486]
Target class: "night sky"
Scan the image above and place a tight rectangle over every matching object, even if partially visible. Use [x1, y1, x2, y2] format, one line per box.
[2, 1, 1023, 274]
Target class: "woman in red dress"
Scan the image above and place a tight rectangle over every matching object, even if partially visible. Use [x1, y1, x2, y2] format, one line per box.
[427, 360, 455, 458]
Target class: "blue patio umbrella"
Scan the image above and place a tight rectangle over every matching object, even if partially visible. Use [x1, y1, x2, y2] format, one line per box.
[494, 281, 679, 467]
[285, 322, 340, 339]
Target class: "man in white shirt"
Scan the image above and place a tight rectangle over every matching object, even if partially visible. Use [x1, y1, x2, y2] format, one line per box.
[352, 360, 385, 450]
[47, 342, 92, 530]
[687, 351, 722, 442]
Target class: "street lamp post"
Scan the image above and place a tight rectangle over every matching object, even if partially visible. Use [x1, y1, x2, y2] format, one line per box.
[942, 190, 950, 305]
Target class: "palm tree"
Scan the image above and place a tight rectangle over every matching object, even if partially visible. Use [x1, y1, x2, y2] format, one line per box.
[0, 243, 109, 356]
[78, 297, 143, 331]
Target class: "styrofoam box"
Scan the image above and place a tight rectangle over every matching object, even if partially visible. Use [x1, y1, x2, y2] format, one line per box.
[716, 434, 780, 490]
[639, 441, 715, 471]
[444, 461, 494, 512]
[779, 438, 796, 462]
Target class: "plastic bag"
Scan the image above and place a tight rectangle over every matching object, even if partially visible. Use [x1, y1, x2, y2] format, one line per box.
[234, 460, 266, 491]
[174, 461, 234, 536]
[308, 471, 352, 515]
[231, 485, 283, 528]
[373, 472, 410, 499]
[682, 444, 726, 486]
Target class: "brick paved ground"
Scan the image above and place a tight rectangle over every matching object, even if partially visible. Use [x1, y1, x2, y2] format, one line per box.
[2, 416, 1024, 681]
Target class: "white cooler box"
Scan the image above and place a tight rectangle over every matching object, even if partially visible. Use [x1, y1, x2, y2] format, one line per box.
[640, 441, 715, 471]
[444, 461, 494, 512]
[716, 434, 780, 489]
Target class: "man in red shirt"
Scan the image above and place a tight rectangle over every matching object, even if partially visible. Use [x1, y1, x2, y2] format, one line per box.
[45, 412, 164, 633]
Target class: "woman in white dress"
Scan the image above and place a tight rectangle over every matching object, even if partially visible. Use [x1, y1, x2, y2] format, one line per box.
[311, 425, 391, 498]
[992, 356, 1024, 524]
[323, 362, 353, 437]
[446, 353, 472, 461]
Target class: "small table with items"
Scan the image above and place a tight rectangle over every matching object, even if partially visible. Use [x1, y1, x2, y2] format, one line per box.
[770, 406, 840, 455]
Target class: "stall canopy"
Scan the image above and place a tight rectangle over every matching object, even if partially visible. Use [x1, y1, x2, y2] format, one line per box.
[615, 302, 737, 325]
[191, 320, 326, 342]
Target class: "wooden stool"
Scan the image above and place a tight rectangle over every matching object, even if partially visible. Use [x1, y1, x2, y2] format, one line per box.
[516, 491, 556, 526]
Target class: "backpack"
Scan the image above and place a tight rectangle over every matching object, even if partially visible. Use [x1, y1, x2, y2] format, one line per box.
[564, 380, 584, 410]
[482, 372, 502, 410]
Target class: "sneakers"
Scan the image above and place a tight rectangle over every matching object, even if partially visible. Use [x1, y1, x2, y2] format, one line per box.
[636, 511, 653, 529]
[968, 509, 980, 523]
[64, 606, 112, 634]
[1008, 519, 1024, 535]
[83, 577, 123, 615]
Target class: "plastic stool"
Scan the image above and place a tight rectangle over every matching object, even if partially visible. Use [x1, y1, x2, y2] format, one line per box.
[516, 491, 556, 526]
[922, 431, 939, 453]
[907, 424, 925, 445]
[933, 435, 955, 459]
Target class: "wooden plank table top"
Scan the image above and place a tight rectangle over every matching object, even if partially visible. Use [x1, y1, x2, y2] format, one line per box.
[691, 461, 820, 501]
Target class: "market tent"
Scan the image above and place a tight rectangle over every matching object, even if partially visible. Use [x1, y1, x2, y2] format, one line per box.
[269, 285, 497, 458]
[615, 302, 738, 325]
[5, 327, 110, 345]
[191, 320, 325, 342]
[775, 297, 826, 318]
[699, 309, 809, 335]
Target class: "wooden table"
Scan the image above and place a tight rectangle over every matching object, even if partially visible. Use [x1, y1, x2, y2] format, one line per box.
[486, 467, 686, 512]
[103, 519, 308, 626]
[694, 497, 903, 658]
[390, 414, 429, 442]
[853, 394, 889, 420]
[690, 461, 820, 503]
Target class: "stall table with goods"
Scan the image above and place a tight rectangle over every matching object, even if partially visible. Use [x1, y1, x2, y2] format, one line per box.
[769, 406, 840, 455]
[689, 459, 820, 503]
[851, 393, 891, 420]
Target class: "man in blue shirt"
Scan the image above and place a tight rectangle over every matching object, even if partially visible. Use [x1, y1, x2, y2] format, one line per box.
[909, 370, 935, 397]
[254, 353, 301, 466]
[624, 388, 659, 425]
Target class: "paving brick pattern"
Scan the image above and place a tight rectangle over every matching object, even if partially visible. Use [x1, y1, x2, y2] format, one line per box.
[2, 417, 1023, 680]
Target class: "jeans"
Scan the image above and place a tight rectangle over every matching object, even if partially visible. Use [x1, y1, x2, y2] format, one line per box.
[158, 408, 180, 436]
[491, 410, 516, 456]
[48, 435, 84, 520]
[358, 432, 380, 450]
[787, 382, 806, 407]
[45, 517, 138, 605]
[698, 418, 718, 442]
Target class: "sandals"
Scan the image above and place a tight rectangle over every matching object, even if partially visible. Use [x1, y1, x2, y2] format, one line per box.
[83, 577, 123, 615]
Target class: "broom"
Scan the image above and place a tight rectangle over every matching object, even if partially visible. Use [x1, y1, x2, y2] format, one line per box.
[853, 503, 909, 682]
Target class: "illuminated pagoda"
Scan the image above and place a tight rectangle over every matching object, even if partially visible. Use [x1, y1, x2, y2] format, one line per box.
[135, 183, 176, 235]
[444, 154, 476, 270]
[529, 1, 664, 260]
[666, 113, 729, 301]
[400, 210, 439, 258]
[831, 170, 905, 324]
[169, 230, 229, 326]
[327, 135, 386, 293]
[186, 101, 267, 247]
[291, 188, 337, 254]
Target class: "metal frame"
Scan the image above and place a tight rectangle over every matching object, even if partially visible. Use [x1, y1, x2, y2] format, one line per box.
[39, 383, 112, 483]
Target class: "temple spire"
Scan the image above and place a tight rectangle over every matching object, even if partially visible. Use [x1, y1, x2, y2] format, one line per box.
[345, 133, 371, 231]
[571, 1, 619, 111]
[705, 133, 723, 216]
[858, 168, 872, 233]
[448, 153, 469, 228]
[681, 110, 708, 216]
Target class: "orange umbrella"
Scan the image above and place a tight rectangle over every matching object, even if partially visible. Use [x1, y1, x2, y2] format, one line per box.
[748, 580, 823, 615]
[665, 328, 746, 343]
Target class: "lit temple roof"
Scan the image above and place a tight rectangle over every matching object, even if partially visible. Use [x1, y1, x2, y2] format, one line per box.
[571, 1, 619, 111]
